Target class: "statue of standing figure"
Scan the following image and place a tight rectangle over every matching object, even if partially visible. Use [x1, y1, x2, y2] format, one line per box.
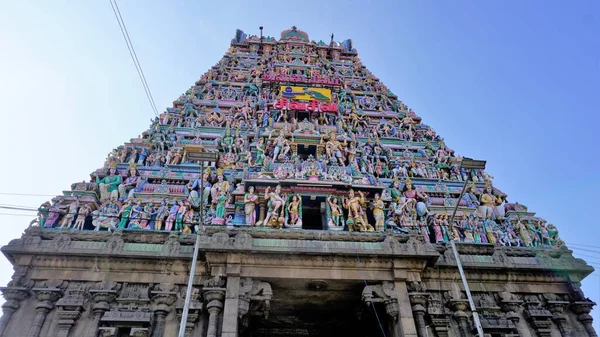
[285, 194, 302, 228]
[342, 189, 374, 232]
[327, 195, 343, 228]
[73, 203, 91, 231]
[59, 199, 79, 229]
[210, 169, 230, 207]
[371, 193, 385, 231]
[261, 185, 285, 228]
[244, 186, 258, 226]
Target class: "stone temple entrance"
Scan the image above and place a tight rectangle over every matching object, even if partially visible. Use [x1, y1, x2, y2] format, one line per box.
[243, 279, 389, 337]
[301, 196, 325, 230]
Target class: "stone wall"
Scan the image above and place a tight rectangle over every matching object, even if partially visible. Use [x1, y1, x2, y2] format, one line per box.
[0, 226, 595, 337]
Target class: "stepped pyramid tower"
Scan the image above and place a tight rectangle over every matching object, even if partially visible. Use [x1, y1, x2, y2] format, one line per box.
[0, 27, 596, 337]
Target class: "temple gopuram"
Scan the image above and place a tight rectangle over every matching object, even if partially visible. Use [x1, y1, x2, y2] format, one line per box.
[0, 27, 596, 337]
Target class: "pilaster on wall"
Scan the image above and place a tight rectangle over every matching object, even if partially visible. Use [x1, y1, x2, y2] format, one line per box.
[222, 254, 241, 337]
[27, 280, 68, 337]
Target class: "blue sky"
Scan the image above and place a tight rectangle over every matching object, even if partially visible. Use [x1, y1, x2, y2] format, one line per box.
[1, 0, 599, 328]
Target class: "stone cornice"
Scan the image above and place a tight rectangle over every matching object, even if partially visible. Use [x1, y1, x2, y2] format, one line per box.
[1, 228, 593, 280]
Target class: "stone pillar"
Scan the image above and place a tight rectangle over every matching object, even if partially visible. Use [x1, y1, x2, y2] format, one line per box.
[571, 301, 598, 337]
[222, 257, 241, 337]
[393, 281, 418, 337]
[546, 300, 571, 337]
[237, 278, 273, 334]
[150, 284, 178, 337]
[426, 293, 451, 337]
[523, 295, 553, 337]
[408, 292, 429, 337]
[362, 281, 417, 337]
[87, 281, 120, 337]
[27, 287, 63, 337]
[448, 299, 470, 336]
[175, 287, 203, 337]
[0, 287, 29, 337]
[203, 288, 225, 337]
[498, 292, 523, 337]
[258, 202, 266, 223]
[55, 288, 87, 337]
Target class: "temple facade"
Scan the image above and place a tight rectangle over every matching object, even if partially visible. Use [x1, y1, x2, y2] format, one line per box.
[0, 27, 596, 337]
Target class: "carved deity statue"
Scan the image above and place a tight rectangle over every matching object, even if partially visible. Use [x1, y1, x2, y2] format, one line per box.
[261, 185, 285, 228]
[95, 163, 122, 202]
[342, 189, 373, 232]
[244, 186, 258, 226]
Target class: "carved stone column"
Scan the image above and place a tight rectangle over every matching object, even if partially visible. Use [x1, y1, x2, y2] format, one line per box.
[546, 300, 571, 337]
[238, 278, 273, 334]
[408, 292, 429, 337]
[362, 281, 414, 337]
[427, 293, 451, 337]
[523, 295, 553, 337]
[448, 299, 470, 336]
[27, 284, 65, 337]
[498, 291, 523, 337]
[222, 262, 241, 337]
[571, 300, 598, 337]
[203, 287, 226, 337]
[175, 287, 203, 337]
[55, 286, 87, 337]
[0, 286, 29, 337]
[150, 284, 178, 337]
[258, 202, 266, 223]
[87, 281, 121, 337]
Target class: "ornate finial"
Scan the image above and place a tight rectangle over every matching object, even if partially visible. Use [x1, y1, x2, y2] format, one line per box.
[216, 168, 224, 176]
[291, 26, 297, 31]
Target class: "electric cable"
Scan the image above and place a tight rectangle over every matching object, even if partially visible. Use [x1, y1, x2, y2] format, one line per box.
[109, 0, 159, 117]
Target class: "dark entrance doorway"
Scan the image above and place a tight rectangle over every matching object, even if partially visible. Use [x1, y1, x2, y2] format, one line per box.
[296, 144, 317, 161]
[243, 279, 391, 337]
[301, 196, 325, 230]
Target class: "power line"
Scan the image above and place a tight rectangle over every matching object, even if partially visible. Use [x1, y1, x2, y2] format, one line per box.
[0, 206, 38, 212]
[566, 242, 600, 249]
[109, 0, 159, 117]
[569, 246, 600, 255]
[0, 203, 40, 209]
[112, 0, 159, 116]
[572, 252, 600, 263]
[0, 213, 37, 217]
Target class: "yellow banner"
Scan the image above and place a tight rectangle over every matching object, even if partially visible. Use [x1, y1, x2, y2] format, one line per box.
[279, 86, 332, 102]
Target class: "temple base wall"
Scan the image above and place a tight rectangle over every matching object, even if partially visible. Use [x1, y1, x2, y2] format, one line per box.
[0, 227, 595, 337]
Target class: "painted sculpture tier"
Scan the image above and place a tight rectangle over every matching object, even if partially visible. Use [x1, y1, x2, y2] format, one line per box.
[33, 27, 562, 249]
